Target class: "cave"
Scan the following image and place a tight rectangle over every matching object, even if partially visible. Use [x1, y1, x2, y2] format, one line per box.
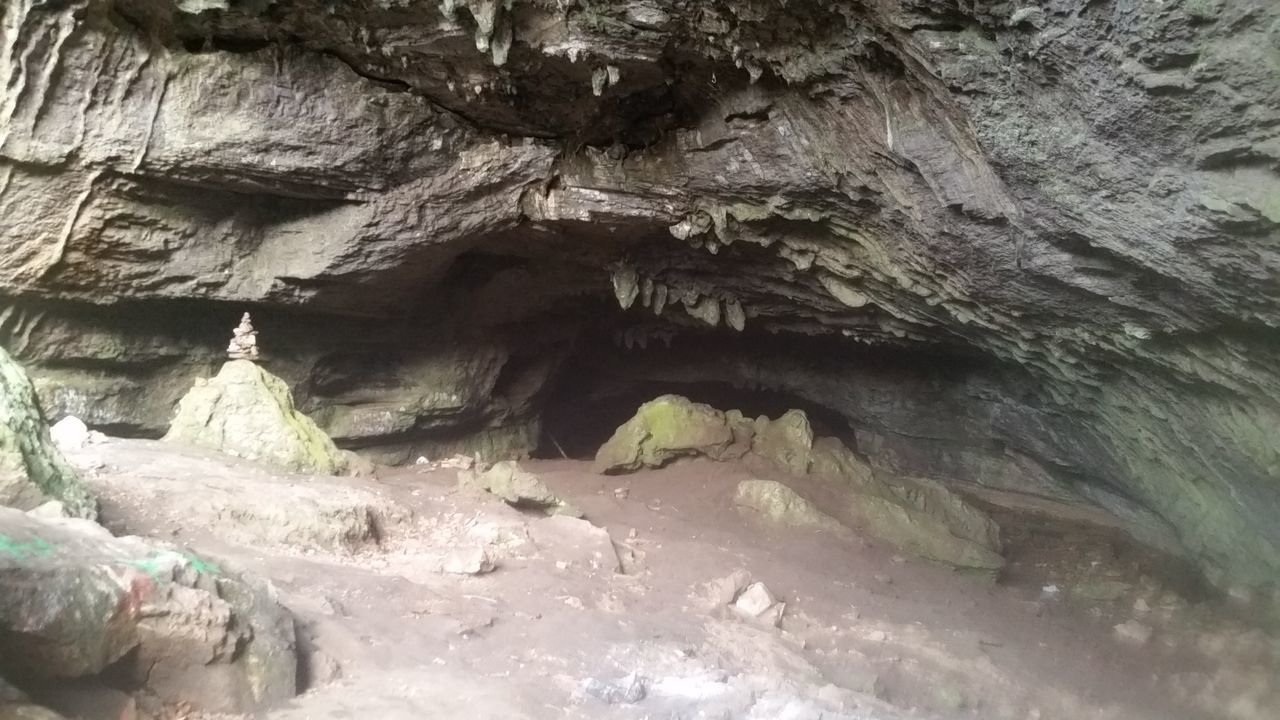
[1, 0, 1278, 718]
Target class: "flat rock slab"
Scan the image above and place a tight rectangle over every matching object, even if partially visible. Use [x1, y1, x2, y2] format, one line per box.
[528, 515, 621, 574]
[63, 438, 409, 554]
[0, 507, 296, 714]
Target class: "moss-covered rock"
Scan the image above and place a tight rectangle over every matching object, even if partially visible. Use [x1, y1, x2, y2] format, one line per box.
[734, 479, 845, 532]
[594, 395, 741, 473]
[0, 346, 95, 518]
[599, 397, 1003, 570]
[163, 360, 347, 475]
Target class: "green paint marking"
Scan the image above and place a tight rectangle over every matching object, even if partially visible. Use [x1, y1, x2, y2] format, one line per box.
[122, 550, 221, 580]
[183, 552, 221, 575]
[0, 534, 56, 561]
[124, 556, 170, 580]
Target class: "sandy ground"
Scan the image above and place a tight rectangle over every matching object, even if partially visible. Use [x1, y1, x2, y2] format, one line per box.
[52, 438, 1280, 720]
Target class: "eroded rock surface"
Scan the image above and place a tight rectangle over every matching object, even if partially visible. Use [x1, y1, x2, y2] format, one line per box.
[0, 348, 94, 518]
[64, 437, 408, 554]
[733, 479, 844, 533]
[0, 507, 296, 714]
[1, 0, 1278, 595]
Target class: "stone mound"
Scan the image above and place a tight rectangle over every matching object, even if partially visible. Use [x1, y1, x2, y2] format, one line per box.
[164, 360, 348, 475]
[0, 507, 296, 714]
[0, 347, 95, 519]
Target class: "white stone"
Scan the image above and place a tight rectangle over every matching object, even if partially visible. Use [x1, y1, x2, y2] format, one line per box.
[1113, 620, 1153, 646]
[50, 416, 90, 450]
[26, 501, 69, 519]
[705, 569, 752, 606]
[442, 547, 495, 575]
[733, 581, 778, 617]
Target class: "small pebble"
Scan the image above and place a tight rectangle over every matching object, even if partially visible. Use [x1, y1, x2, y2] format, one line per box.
[1114, 620, 1153, 646]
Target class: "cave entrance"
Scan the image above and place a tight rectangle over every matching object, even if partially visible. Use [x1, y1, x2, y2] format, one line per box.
[535, 376, 852, 461]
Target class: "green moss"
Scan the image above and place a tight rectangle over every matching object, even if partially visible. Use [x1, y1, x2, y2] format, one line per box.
[0, 346, 96, 518]
[594, 395, 735, 472]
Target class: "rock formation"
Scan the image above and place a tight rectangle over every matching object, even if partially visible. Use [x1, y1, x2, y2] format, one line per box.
[597, 395, 1004, 570]
[1, 1, 1278, 594]
[164, 360, 348, 475]
[594, 395, 750, 472]
[733, 479, 845, 533]
[0, 506, 297, 714]
[460, 460, 582, 517]
[0, 347, 95, 518]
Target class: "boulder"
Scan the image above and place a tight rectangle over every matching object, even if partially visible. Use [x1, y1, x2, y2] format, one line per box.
[594, 395, 742, 473]
[62, 438, 406, 555]
[733, 480, 845, 532]
[163, 360, 347, 475]
[459, 461, 582, 517]
[0, 507, 296, 713]
[751, 410, 814, 476]
[47, 417, 90, 451]
[0, 347, 95, 519]
[442, 547, 496, 575]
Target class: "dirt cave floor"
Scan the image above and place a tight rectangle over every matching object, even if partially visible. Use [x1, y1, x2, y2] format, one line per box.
[50, 438, 1280, 720]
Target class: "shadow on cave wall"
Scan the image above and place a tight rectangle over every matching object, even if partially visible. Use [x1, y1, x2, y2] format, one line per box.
[532, 326, 985, 460]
